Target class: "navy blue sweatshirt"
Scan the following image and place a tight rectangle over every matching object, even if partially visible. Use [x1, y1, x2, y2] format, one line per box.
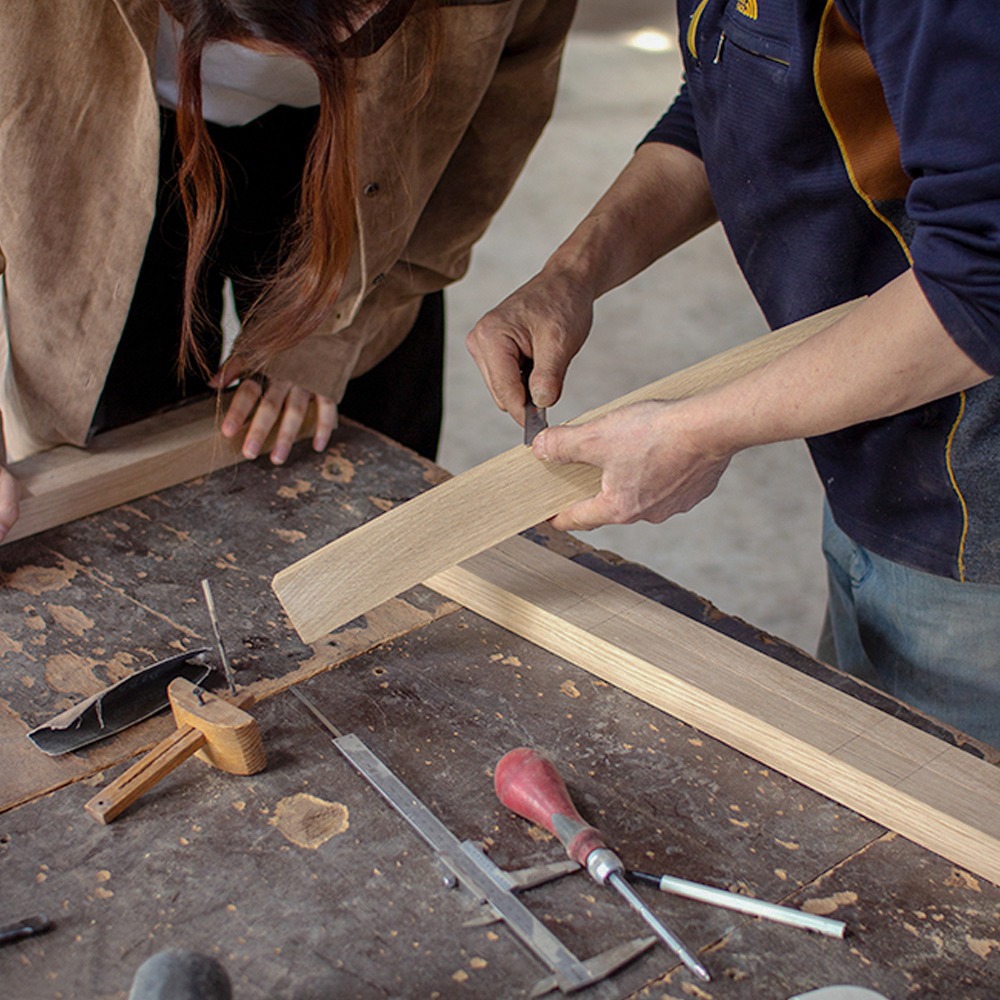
[645, 0, 1000, 583]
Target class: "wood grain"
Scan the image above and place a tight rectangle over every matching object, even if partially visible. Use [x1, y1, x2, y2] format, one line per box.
[273, 300, 861, 643]
[169, 680, 265, 776]
[84, 725, 208, 825]
[426, 535, 1000, 886]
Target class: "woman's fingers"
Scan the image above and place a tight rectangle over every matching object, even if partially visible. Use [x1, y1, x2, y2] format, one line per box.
[219, 377, 337, 463]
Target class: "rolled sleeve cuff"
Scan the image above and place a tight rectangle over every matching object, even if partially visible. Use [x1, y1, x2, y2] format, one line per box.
[639, 86, 702, 160]
[915, 270, 1000, 376]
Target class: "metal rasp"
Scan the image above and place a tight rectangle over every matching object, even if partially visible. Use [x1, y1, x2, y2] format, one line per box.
[521, 359, 549, 445]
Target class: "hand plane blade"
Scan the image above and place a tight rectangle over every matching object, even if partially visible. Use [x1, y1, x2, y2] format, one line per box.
[27, 647, 212, 755]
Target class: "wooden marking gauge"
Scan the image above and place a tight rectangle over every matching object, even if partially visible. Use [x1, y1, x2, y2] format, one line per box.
[84, 678, 266, 825]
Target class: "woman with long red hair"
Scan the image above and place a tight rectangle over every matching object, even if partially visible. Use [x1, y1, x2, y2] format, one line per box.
[0, 0, 576, 537]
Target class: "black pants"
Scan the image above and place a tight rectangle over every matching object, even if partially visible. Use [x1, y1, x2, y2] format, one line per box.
[92, 105, 444, 461]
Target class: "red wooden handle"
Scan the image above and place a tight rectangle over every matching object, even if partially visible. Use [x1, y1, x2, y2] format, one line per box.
[495, 747, 606, 865]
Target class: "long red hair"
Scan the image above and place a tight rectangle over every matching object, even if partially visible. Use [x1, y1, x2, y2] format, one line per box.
[165, 0, 436, 379]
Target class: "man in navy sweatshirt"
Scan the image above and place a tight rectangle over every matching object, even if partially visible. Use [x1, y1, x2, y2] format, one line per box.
[466, 0, 1000, 747]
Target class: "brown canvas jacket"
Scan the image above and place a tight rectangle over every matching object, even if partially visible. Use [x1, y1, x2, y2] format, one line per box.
[0, 0, 575, 456]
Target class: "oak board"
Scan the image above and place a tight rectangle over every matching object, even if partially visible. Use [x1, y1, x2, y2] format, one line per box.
[427, 535, 1000, 886]
[273, 300, 860, 643]
[2, 394, 314, 546]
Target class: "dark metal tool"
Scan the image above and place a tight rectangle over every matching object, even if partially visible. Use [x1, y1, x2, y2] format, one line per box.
[0, 914, 51, 946]
[27, 648, 212, 755]
[521, 360, 548, 445]
[201, 578, 236, 696]
[29, 577, 238, 756]
[290, 688, 654, 997]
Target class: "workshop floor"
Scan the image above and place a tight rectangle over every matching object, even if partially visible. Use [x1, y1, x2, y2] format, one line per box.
[439, 2, 829, 654]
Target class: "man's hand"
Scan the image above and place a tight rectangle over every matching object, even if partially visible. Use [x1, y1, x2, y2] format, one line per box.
[466, 145, 717, 427]
[0, 465, 20, 542]
[216, 375, 338, 464]
[466, 268, 596, 424]
[529, 270, 994, 536]
[532, 399, 733, 533]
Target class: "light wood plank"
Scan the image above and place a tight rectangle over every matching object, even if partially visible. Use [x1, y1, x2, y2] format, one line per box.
[3, 395, 313, 545]
[426, 535, 1000, 886]
[273, 300, 861, 643]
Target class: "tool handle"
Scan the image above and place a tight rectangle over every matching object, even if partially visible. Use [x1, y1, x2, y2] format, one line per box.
[495, 747, 607, 867]
[629, 871, 847, 938]
[84, 725, 206, 825]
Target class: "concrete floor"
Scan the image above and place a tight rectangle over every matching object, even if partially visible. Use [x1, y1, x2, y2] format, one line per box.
[438, 3, 829, 654]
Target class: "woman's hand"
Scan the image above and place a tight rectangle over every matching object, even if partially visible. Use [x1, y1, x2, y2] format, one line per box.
[532, 399, 734, 533]
[216, 375, 338, 464]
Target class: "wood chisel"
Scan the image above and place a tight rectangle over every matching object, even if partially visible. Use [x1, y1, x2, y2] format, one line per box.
[495, 747, 711, 982]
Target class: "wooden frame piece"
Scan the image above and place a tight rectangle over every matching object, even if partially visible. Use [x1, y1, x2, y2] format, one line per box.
[427, 535, 1000, 886]
[2, 395, 313, 546]
[273, 301, 861, 642]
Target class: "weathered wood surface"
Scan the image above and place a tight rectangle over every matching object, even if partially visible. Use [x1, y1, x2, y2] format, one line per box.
[272, 301, 860, 643]
[428, 537, 1000, 885]
[0, 420, 454, 813]
[1, 420, 998, 998]
[4, 617, 999, 999]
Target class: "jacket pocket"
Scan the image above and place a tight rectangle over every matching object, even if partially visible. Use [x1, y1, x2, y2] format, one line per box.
[717, 1, 793, 69]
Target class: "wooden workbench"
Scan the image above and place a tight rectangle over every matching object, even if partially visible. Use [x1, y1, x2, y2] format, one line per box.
[1, 421, 997, 999]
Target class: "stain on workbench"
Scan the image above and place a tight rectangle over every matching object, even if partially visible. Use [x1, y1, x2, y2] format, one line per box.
[43, 651, 105, 700]
[560, 679, 581, 698]
[271, 793, 349, 848]
[276, 478, 313, 500]
[272, 528, 307, 544]
[3, 560, 78, 596]
[0, 628, 25, 657]
[47, 604, 95, 636]
[319, 448, 355, 483]
[802, 889, 858, 915]
[967, 936, 999, 959]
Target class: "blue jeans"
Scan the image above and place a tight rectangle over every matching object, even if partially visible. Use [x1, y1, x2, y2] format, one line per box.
[818, 503, 1000, 749]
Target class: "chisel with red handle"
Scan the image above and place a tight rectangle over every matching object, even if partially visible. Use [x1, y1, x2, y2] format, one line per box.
[495, 747, 711, 982]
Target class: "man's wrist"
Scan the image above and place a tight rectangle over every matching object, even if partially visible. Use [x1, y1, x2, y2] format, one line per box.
[668, 391, 751, 464]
